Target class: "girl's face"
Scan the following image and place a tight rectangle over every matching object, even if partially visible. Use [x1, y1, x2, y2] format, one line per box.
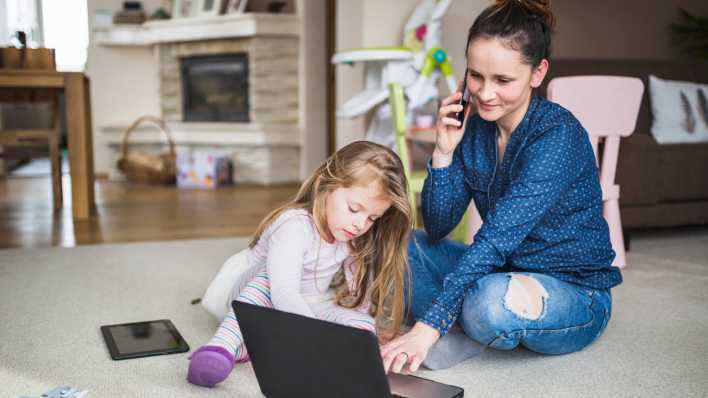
[324, 180, 392, 242]
[465, 37, 548, 128]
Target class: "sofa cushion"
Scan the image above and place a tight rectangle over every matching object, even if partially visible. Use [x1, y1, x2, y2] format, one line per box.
[648, 75, 708, 143]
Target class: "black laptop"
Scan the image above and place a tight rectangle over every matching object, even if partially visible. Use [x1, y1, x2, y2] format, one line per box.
[233, 301, 464, 398]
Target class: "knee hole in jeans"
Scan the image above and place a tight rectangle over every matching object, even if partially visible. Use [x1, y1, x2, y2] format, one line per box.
[503, 274, 549, 320]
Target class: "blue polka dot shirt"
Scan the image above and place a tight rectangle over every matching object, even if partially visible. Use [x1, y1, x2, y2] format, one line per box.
[420, 95, 623, 335]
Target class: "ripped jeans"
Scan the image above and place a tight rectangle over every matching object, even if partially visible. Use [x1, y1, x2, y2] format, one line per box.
[407, 230, 612, 355]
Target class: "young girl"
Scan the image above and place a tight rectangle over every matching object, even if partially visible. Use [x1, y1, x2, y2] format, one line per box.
[187, 141, 412, 387]
[381, 0, 622, 373]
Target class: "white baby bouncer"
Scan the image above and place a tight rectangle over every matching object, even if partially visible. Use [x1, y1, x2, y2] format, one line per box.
[332, 0, 458, 148]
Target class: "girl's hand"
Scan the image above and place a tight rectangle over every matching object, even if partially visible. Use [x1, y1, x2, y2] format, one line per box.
[380, 322, 440, 374]
[433, 82, 471, 168]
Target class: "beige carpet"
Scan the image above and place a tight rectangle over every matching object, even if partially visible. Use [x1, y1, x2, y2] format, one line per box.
[1, 229, 707, 397]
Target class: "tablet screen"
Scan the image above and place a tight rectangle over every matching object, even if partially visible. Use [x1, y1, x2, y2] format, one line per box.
[101, 319, 190, 360]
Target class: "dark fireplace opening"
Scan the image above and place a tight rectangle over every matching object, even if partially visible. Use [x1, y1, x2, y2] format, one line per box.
[180, 53, 249, 122]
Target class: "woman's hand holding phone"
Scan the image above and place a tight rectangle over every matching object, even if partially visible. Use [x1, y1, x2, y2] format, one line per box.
[433, 80, 470, 168]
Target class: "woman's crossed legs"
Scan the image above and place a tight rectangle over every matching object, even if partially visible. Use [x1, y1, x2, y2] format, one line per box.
[407, 230, 611, 367]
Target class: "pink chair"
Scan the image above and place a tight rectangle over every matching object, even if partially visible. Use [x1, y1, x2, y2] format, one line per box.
[547, 76, 644, 268]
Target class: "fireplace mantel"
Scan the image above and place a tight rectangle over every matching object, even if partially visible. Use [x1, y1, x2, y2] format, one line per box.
[94, 13, 300, 46]
[92, 11, 309, 185]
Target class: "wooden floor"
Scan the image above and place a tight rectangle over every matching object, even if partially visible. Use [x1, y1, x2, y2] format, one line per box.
[0, 176, 299, 249]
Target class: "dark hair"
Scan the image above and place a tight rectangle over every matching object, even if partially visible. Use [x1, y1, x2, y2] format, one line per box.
[465, 0, 555, 67]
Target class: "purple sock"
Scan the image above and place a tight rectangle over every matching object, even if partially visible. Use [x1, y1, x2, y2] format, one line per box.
[187, 345, 236, 387]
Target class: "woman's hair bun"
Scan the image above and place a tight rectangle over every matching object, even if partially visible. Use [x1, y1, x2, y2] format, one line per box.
[492, 0, 555, 29]
[472, 0, 555, 65]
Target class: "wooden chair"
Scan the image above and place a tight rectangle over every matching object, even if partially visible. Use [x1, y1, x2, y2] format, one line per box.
[0, 48, 63, 211]
[547, 76, 644, 268]
[389, 82, 474, 242]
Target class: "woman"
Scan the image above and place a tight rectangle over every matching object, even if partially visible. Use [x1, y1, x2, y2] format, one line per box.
[381, 0, 622, 373]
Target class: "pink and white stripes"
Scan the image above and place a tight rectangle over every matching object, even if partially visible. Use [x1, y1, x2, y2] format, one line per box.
[208, 268, 376, 362]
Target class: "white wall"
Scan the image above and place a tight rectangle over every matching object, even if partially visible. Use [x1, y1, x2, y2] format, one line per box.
[85, 0, 163, 175]
[298, 0, 328, 178]
[552, 0, 708, 60]
[333, 0, 365, 149]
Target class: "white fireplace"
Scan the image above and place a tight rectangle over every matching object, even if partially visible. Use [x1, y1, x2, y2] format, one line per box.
[91, 10, 320, 185]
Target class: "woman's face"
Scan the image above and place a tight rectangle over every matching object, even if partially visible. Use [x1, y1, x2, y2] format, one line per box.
[465, 37, 547, 128]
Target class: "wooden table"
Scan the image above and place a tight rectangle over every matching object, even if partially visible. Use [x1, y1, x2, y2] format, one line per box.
[0, 70, 95, 220]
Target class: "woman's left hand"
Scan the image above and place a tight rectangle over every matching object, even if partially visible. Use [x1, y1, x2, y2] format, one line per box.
[380, 321, 440, 373]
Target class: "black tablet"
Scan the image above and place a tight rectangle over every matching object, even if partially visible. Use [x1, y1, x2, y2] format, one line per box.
[100, 319, 190, 360]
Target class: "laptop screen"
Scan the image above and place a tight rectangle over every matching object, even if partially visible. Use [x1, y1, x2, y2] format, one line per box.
[233, 301, 463, 398]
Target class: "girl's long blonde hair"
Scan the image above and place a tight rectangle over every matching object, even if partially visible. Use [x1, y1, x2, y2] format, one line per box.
[249, 141, 412, 336]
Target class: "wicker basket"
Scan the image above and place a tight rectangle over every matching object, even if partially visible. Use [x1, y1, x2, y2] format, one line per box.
[116, 115, 176, 184]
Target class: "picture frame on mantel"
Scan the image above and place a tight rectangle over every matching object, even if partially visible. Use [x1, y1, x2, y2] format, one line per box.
[224, 0, 248, 14]
[172, 0, 199, 18]
[196, 0, 226, 17]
